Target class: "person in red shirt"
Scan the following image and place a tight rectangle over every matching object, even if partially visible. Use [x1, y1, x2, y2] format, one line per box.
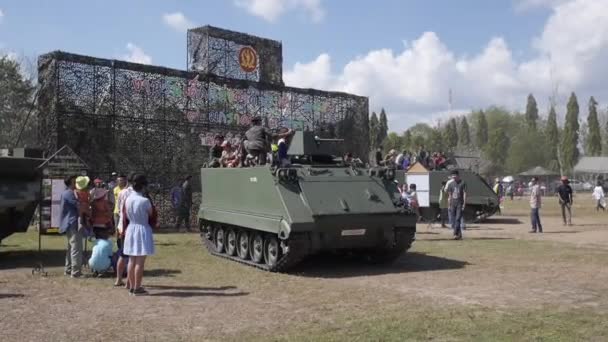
[90, 178, 114, 239]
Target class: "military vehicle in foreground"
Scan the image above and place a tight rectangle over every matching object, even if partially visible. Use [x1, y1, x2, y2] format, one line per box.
[0, 149, 44, 243]
[198, 132, 417, 272]
[396, 169, 499, 222]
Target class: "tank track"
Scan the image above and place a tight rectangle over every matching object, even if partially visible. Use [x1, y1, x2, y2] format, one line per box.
[200, 225, 310, 272]
[365, 227, 416, 264]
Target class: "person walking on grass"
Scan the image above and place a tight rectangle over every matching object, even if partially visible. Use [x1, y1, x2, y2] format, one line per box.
[557, 176, 573, 226]
[438, 180, 449, 228]
[59, 175, 83, 278]
[592, 181, 606, 211]
[123, 174, 155, 296]
[529, 177, 543, 233]
[446, 170, 466, 240]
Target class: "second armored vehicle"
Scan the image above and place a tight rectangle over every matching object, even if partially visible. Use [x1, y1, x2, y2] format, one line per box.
[198, 132, 417, 272]
[396, 168, 499, 222]
[0, 151, 44, 244]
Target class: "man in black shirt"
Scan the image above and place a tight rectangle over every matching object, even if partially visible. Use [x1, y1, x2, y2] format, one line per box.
[557, 176, 573, 225]
[244, 117, 293, 166]
[446, 170, 467, 240]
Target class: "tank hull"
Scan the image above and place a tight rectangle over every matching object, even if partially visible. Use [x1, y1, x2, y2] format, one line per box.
[198, 166, 417, 271]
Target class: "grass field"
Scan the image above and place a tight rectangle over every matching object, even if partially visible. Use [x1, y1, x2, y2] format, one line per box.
[1, 198, 608, 341]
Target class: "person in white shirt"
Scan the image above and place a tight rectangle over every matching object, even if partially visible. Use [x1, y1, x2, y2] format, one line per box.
[592, 181, 606, 211]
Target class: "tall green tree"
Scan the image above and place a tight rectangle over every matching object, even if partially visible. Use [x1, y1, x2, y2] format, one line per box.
[459, 116, 471, 146]
[0, 56, 36, 148]
[378, 108, 389, 147]
[485, 127, 509, 173]
[369, 111, 379, 149]
[525, 93, 539, 130]
[383, 132, 402, 152]
[561, 92, 580, 172]
[402, 130, 412, 151]
[476, 110, 489, 147]
[586, 96, 602, 156]
[506, 130, 549, 173]
[546, 105, 560, 168]
[444, 118, 459, 149]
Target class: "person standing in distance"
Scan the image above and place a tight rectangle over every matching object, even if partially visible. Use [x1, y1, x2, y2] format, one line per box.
[446, 170, 466, 240]
[529, 177, 543, 233]
[114, 172, 135, 288]
[557, 176, 573, 226]
[59, 175, 83, 278]
[113, 174, 127, 227]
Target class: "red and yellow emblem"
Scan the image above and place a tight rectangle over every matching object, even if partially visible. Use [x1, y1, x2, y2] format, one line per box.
[239, 46, 258, 73]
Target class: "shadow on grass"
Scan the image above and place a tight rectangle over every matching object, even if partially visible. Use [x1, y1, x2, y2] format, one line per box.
[154, 242, 178, 247]
[540, 231, 580, 234]
[149, 291, 249, 298]
[0, 293, 25, 299]
[464, 227, 505, 231]
[482, 217, 522, 224]
[292, 252, 469, 278]
[0, 250, 65, 270]
[146, 285, 236, 291]
[143, 269, 182, 277]
[428, 237, 512, 241]
[416, 231, 440, 235]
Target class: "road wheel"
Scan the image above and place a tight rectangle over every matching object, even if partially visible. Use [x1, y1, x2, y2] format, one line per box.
[237, 230, 250, 260]
[250, 233, 264, 263]
[225, 228, 237, 256]
[264, 235, 281, 267]
[214, 226, 225, 253]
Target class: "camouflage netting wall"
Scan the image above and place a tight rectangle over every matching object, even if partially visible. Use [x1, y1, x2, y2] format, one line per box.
[37, 27, 369, 227]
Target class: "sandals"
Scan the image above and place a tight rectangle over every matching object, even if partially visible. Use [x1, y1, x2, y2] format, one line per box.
[130, 287, 149, 296]
[113, 281, 125, 287]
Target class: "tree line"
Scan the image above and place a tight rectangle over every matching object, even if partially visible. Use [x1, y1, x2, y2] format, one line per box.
[370, 93, 607, 176]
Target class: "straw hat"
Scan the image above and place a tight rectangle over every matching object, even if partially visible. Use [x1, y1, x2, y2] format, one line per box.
[75, 176, 90, 190]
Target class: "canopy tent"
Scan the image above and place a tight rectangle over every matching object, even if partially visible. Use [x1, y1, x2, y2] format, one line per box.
[518, 166, 559, 177]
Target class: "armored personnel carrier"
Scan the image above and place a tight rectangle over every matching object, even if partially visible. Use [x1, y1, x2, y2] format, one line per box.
[0, 150, 44, 243]
[198, 132, 417, 272]
[396, 169, 499, 222]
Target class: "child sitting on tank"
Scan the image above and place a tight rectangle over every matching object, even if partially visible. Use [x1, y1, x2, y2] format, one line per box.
[220, 141, 239, 168]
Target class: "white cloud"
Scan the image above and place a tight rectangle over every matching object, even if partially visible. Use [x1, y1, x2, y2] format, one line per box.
[162, 12, 195, 32]
[0, 8, 4, 22]
[514, 0, 570, 11]
[234, 0, 325, 22]
[284, 0, 608, 132]
[121, 43, 152, 64]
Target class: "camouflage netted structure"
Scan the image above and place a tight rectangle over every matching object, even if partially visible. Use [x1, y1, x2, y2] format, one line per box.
[36, 25, 369, 227]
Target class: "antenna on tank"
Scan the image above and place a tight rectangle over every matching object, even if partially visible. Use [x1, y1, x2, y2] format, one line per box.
[448, 88, 453, 115]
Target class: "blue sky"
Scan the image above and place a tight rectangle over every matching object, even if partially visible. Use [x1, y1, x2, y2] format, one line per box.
[1, 0, 606, 132]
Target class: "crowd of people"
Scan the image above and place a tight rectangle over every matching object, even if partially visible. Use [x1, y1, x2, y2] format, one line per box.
[376, 146, 448, 170]
[59, 172, 165, 296]
[208, 117, 295, 169]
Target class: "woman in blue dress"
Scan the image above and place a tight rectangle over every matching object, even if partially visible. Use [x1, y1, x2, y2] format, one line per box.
[123, 174, 155, 295]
